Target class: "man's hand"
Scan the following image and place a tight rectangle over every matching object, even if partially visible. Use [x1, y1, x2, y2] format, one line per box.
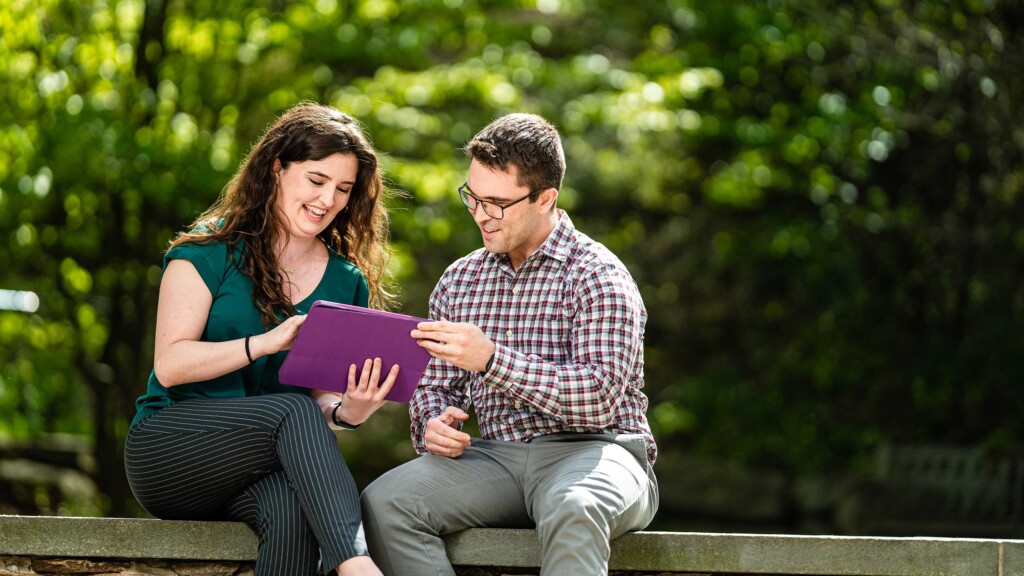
[424, 406, 471, 458]
[412, 320, 496, 372]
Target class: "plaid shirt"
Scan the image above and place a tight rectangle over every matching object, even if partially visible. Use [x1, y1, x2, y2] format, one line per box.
[410, 212, 657, 464]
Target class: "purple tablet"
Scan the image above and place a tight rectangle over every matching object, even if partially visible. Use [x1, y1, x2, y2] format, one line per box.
[279, 300, 431, 403]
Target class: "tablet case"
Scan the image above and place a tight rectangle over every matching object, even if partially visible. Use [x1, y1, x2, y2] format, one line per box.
[278, 300, 431, 403]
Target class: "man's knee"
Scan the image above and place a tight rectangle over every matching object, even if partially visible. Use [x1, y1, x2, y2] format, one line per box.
[558, 488, 606, 515]
[362, 466, 408, 516]
[537, 489, 614, 537]
[363, 460, 446, 528]
[360, 478, 386, 515]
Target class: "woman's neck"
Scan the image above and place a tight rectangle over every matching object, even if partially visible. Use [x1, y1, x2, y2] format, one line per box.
[277, 237, 321, 269]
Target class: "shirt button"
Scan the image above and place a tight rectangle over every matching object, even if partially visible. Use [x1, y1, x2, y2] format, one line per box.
[524, 428, 533, 436]
[489, 381, 497, 388]
[512, 287, 519, 294]
[514, 401, 522, 409]
[505, 330, 513, 337]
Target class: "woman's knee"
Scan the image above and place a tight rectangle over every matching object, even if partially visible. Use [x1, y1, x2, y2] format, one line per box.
[271, 393, 322, 422]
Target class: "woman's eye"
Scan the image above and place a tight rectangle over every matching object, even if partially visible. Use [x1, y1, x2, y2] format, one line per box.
[337, 188, 351, 195]
[308, 178, 324, 186]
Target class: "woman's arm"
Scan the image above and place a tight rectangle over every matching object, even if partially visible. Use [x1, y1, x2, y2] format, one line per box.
[153, 259, 305, 386]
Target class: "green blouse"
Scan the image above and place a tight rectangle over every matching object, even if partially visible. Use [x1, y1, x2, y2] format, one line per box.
[131, 240, 369, 427]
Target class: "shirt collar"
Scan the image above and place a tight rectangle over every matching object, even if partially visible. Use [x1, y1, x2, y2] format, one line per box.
[536, 210, 574, 263]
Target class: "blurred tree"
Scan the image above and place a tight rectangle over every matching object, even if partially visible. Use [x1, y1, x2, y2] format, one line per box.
[0, 0, 1021, 528]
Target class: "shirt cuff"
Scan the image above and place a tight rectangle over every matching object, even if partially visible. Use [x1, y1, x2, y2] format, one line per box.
[482, 344, 525, 393]
[413, 407, 459, 454]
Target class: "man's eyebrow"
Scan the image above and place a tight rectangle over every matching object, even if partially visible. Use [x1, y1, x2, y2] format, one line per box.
[466, 185, 511, 202]
[308, 170, 355, 186]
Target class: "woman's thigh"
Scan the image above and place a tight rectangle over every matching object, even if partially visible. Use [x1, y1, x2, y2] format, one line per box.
[124, 394, 316, 519]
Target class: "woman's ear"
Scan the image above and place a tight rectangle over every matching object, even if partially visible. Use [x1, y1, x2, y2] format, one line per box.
[270, 158, 284, 190]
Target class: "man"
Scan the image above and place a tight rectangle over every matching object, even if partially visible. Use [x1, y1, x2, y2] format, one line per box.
[362, 113, 658, 576]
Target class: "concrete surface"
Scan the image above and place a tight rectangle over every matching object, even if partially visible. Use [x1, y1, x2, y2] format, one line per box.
[4, 515, 1024, 575]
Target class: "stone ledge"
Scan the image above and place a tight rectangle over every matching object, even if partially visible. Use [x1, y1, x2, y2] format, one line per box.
[3, 515, 1024, 575]
[445, 528, 1024, 575]
[0, 516, 255, 561]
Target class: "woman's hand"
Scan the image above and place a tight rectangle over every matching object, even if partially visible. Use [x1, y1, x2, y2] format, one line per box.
[334, 358, 399, 426]
[251, 314, 307, 358]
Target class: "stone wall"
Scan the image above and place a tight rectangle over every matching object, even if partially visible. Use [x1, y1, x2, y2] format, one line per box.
[5, 515, 1024, 576]
[1, 556, 253, 576]
[0, 556, 676, 576]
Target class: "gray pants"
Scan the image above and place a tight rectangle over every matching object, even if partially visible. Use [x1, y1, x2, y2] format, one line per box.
[361, 433, 658, 576]
[124, 393, 367, 576]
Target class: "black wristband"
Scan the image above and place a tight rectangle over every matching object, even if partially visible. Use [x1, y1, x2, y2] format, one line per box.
[244, 334, 255, 364]
[485, 351, 495, 372]
[331, 400, 361, 430]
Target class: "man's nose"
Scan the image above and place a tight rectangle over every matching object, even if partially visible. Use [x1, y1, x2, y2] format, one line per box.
[471, 203, 491, 224]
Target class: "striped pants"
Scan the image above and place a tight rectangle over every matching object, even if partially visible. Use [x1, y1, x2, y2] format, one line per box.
[124, 393, 366, 576]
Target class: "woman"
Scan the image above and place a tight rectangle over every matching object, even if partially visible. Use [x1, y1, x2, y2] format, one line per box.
[125, 103, 395, 576]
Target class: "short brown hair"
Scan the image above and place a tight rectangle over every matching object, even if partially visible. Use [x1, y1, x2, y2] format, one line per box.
[465, 113, 565, 195]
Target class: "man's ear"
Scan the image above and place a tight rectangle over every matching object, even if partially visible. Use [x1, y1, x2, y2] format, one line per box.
[539, 187, 559, 212]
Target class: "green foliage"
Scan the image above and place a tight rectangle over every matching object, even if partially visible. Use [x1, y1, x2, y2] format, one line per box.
[1, 0, 1022, 519]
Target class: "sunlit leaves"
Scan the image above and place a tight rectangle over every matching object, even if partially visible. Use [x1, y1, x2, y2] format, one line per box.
[1, 0, 1022, 507]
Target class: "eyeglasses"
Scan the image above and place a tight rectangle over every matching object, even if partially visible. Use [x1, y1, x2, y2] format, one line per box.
[458, 182, 541, 220]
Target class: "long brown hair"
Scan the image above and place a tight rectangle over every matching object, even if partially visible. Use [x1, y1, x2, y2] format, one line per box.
[169, 102, 394, 326]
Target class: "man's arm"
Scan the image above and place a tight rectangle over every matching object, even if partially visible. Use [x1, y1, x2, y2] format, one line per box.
[408, 275, 473, 453]
[488, 266, 645, 427]
[415, 265, 645, 430]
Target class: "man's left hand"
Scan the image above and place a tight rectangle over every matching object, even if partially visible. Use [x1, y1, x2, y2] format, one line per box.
[412, 320, 496, 372]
